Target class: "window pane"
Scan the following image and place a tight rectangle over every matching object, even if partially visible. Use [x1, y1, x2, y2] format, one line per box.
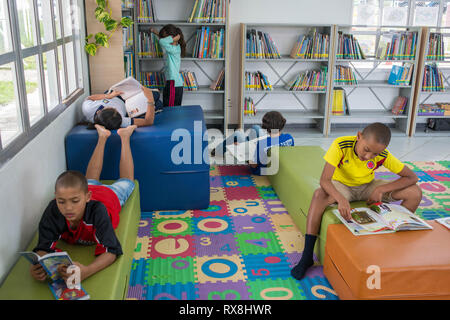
[37, 0, 54, 44]
[442, 1, 450, 27]
[65, 41, 77, 94]
[23, 55, 45, 124]
[43, 50, 59, 110]
[414, 1, 439, 26]
[17, 0, 37, 48]
[0, 0, 12, 54]
[53, 0, 61, 39]
[353, 0, 380, 25]
[57, 45, 66, 98]
[0, 62, 22, 147]
[62, 0, 72, 37]
[383, 1, 408, 26]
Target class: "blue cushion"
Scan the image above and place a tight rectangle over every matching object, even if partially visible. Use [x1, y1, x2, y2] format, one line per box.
[65, 105, 210, 211]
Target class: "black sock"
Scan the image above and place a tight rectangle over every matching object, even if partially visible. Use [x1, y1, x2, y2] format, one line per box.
[291, 234, 317, 280]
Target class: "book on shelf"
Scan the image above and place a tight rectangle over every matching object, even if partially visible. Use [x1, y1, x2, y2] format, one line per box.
[289, 28, 329, 60]
[387, 63, 413, 86]
[285, 67, 328, 91]
[192, 26, 225, 59]
[122, 16, 134, 50]
[332, 202, 433, 236]
[122, 0, 134, 9]
[376, 31, 417, 60]
[435, 217, 450, 230]
[181, 71, 199, 91]
[245, 71, 273, 91]
[136, 0, 156, 23]
[20, 251, 90, 300]
[124, 51, 134, 78]
[138, 32, 163, 58]
[334, 65, 357, 85]
[418, 103, 450, 116]
[391, 96, 408, 115]
[427, 32, 445, 61]
[210, 69, 225, 90]
[141, 71, 165, 89]
[188, 0, 226, 23]
[244, 97, 256, 116]
[422, 63, 445, 92]
[331, 87, 350, 116]
[246, 29, 281, 59]
[336, 31, 365, 60]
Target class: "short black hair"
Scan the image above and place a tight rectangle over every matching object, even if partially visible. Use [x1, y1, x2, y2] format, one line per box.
[362, 122, 391, 146]
[88, 108, 122, 130]
[55, 170, 88, 193]
[261, 111, 286, 134]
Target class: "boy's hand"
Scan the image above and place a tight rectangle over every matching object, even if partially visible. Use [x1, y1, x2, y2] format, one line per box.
[57, 262, 90, 282]
[367, 186, 384, 205]
[106, 90, 123, 99]
[337, 197, 352, 221]
[30, 263, 47, 282]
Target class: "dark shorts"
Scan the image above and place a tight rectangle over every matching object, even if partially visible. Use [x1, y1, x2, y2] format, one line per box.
[163, 80, 183, 107]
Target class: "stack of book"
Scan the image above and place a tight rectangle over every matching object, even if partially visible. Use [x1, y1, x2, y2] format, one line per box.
[192, 27, 225, 59]
[336, 32, 365, 60]
[289, 29, 329, 60]
[246, 29, 281, 59]
[418, 103, 450, 116]
[138, 32, 163, 58]
[285, 67, 328, 91]
[387, 63, 414, 86]
[331, 88, 350, 116]
[122, 0, 134, 9]
[422, 63, 445, 92]
[124, 52, 134, 78]
[141, 72, 165, 89]
[210, 69, 225, 90]
[122, 17, 134, 51]
[136, 0, 156, 23]
[244, 97, 256, 116]
[181, 71, 199, 91]
[334, 65, 358, 85]
[245, 71, 273, 91]
[188, 0, 226, 23]
[391, 96, 408, 115]
[376, 31, 417, 60]
[427, 33, 445, 61]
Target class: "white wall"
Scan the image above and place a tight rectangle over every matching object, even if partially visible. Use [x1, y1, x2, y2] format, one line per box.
[228, 0, 354, 124]
[0, 0, 89, 285]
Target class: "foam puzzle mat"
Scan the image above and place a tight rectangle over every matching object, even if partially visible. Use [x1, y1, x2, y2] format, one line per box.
[126, 161, 450, 300]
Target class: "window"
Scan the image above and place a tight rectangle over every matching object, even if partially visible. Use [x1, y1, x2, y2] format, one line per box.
[0, 0, 84, 164]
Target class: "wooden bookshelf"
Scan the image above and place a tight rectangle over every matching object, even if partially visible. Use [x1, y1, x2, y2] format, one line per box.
[239, 23, 335, 137]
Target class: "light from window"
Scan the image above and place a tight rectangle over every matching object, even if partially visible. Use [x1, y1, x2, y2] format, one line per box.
[37, 0, 55, 44]
[18, 0, 38, 48]
[23, 55, 45, 125]
[43, 50, 59, 111]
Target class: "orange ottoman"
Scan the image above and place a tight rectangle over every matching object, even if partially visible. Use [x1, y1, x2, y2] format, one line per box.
[323, 221, 450, 300]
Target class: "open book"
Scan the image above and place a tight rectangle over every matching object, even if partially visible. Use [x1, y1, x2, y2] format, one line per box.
[332, 202, 433, 236]
[108, 76, 158, 118]
[20, 251, 90, 300]
[226, 134, 268, 162]
[435, 217, 450, 230]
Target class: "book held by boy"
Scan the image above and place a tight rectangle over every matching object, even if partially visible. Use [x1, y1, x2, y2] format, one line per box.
[332, 202, 433, 236]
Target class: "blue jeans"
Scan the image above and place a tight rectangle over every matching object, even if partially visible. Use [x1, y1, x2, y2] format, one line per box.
[87, 178, 135, 207]
[215, 125, 264, 155]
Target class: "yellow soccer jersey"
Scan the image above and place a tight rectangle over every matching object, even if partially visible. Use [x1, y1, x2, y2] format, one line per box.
[323, 136, 405, 186]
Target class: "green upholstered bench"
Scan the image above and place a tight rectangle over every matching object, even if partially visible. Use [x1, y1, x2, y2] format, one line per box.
[268, 147, 366, 264]
[0, 180, 141, 300]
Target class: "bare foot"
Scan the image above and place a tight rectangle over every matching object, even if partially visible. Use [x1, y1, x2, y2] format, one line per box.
[117, 125, 137, 139]
[95, 124, 111, 139]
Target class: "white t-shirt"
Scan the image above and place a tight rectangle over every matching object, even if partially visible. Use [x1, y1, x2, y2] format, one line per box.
[82, 97, 132, 128]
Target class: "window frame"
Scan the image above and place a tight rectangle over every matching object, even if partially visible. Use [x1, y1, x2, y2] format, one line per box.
[0, 0, 84, 166]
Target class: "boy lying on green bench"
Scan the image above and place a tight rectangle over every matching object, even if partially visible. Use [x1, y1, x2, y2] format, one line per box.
[291, 122, 422, 280]
[30, 124, 137, 283]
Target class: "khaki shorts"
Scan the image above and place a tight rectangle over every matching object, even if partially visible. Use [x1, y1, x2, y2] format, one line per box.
[331, 179, 396, 203]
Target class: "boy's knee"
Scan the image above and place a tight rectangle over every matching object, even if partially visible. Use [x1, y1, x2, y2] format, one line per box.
[312, 187, 332, 202]
[411, 184, 423, 200]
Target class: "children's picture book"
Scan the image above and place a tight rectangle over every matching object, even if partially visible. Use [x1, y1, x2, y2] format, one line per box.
[332, 202, 433, 236]
[108, 76, 158, 118]
[20, 251, 90, 300]
[435, 217, 450, 230]
[226, 134, 268, 163]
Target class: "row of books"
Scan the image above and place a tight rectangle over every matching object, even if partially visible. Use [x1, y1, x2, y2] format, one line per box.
[376, 31, 417, 60]
[289, 29, 329, 60]
[336, 32, 365, 60]
[285, 67, 328, 91]
[138, 32, 163, 57]
[210, 69, 225, 90]
[243, 97, 256, 116]
[122, 0, 134, 9]
[140, 71, 225, 91]
[418, 103, 450, 116]
[141, 71, 165, 89]
[391, 96, 408, 115]
[136, 0, 156, 23]
[181, 71, 199, 91]
[122, 17, 134, 50]
[188, 0, 226, 23]
[245, 71, 273, 91]
[246, 29, 281, 59]
[422, 63, 445, 92]
[387, 63, 413, 86]
[192, 27, 225, 59]
[427, 33, 445, 61]
[334, 65, 358, 85]
[124, 51, 134, 78]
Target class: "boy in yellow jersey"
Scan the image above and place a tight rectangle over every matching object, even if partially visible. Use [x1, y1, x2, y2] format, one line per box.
[291, 122, 422, 280]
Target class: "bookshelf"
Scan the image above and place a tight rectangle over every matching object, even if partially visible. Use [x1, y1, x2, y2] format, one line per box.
[410, 27, 450, 137]
[122, 0, 230, 130]
[122, 2, 136, 78]
[239, 23, 335, 137]
[327, 25, 422, 137]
